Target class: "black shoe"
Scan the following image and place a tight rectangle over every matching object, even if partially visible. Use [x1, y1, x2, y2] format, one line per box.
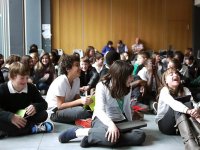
[0, 131, 7, 139]
[80, 136, 90, 148]
[50, 113, 56, 122]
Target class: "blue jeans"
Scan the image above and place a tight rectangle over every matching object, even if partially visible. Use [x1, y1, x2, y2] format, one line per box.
[36, 82, 49, 91]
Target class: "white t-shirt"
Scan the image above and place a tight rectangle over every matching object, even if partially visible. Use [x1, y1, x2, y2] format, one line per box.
[138, 67, 157, 91]
[45, 75, 80, 110]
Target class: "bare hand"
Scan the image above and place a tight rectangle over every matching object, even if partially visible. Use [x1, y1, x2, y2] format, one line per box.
[80, 87, 85, 92]
[83, 86, 90, 92]
[140, 86, 145, 96]
[105, 124, 120, 143]
[81, 97, 93, 105]
[80, 86, 90, 93]
[188, 109, 200, 118]
[26, 105, 36, 116]
[11, 114, 27, 128]
[43, 73, 50, 80]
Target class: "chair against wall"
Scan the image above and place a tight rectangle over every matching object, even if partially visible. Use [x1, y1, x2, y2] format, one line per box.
[57, 49, 63, 56]
[73, 49, 84, 58]
[37, 49, 45, 55]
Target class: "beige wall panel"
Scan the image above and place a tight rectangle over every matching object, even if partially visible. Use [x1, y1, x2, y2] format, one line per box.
[167, 21, 190, 51]
[138, 0, 165, 51]
[166, 0, 193, 21]
[112, 0, 138, 51]
[59, 0, 82, 54]
[51, 0, 60, 49]
[51, 0, 193, 54]
[83, 0, 111, 52]
[166, 0, 193, 51]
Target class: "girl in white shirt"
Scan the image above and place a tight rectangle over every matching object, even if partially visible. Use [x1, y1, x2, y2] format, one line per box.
[59, 60, 146, 148]
[156, 67, 200, 149]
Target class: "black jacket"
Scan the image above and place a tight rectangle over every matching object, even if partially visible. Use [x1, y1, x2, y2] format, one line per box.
[80, 66, 99, 89]
[0, 70, 4, 84]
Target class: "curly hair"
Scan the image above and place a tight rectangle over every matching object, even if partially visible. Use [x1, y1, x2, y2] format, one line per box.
[59, 54, 80, 75]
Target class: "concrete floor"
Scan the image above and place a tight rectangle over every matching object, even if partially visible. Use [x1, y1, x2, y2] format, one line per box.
[0, 114, 184, 150]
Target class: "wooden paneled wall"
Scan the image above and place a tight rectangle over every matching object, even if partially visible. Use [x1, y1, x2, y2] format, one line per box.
[51, 0, 193, 54]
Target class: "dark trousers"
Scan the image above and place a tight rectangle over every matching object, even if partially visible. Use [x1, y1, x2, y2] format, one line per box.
[158, 102, 193, 135]
[0, 110, 48, 136]
[36, 82, 49, 91]
[50, 106, 92, 123]
[87, 117, 146, 147]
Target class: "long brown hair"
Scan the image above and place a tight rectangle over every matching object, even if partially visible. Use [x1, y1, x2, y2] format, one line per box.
[101, 60, 133, 99]
[160, 67, 185, 97]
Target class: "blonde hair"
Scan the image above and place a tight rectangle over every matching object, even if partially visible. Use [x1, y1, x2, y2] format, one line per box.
[9, 62, 30, 79]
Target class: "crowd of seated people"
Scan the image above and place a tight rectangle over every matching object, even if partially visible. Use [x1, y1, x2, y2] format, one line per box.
[0, 41, 200, 149]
